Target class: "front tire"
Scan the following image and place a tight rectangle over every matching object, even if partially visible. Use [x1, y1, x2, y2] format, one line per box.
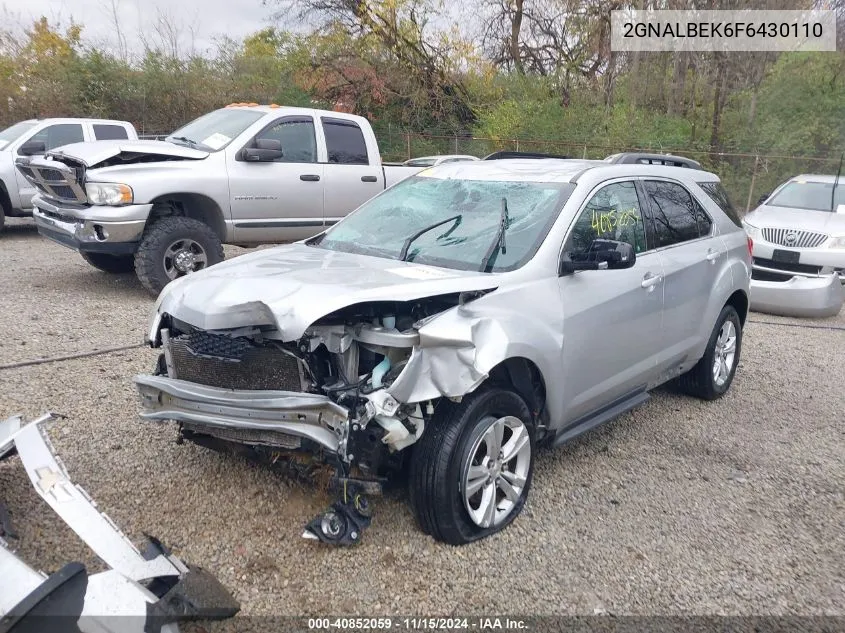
[409, 388, 535, 545]
[80, 252, 135, 274]
[674, 304, 742, 400]
[134, 216, 224, 296]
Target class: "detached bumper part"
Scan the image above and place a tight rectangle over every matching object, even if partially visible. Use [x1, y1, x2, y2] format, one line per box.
[0, 413, 239, 632]
[750, 273, 843, 318]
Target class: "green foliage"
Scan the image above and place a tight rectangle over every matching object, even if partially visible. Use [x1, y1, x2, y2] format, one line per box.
[0, 15, 842, 207]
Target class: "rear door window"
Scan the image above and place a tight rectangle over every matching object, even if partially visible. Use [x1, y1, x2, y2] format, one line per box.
[93, 124, 129, 140]
[642, 180, 710, 248]
[321, 118, 369, 165]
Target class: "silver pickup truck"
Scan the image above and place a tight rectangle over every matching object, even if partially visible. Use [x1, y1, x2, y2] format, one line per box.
[16, 105, 423, 294]
[0, 117, 137, 232]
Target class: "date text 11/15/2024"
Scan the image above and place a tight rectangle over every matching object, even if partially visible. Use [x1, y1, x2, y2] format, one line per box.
[307, 617, 529, 630]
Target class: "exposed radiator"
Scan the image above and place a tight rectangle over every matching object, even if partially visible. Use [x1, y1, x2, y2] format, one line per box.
[167, 331, 306, 392]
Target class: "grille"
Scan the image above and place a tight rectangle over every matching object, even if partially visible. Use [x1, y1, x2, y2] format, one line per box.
[753, 257, 823, 275]
[19, 161, 86, 203]
[39, 167, 66, 182]
[761, 227, 828, 248]
[47, 185, 76, 199]
[182, 422, 302, 449]
[168, 332, 305, 391]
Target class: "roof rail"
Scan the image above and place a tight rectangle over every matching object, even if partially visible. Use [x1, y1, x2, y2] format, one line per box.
[604, 152, 702, 169]
[483, 151, 570, 160]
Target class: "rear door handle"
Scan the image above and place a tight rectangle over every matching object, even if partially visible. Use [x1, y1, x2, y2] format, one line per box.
[300, 174, 320, 182]
[361, 175, 378, 182]
[706, 248, 720, 262]
[641, 272, 663, 289]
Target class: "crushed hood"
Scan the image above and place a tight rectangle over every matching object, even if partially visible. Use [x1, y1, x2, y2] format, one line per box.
[48, 139, 208, 167]
[746, 204, 845, 234]
[157, 243, 500, 339]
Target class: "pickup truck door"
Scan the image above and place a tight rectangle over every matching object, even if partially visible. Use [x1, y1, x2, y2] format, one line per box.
[318, 116, 384, 226]
[14, 123, 85, 211]
[227, 115, 325, 243]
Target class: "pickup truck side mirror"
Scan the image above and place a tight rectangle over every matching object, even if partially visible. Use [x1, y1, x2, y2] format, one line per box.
[241, 138, 283, 162]
[18, 140, 46, 156]
[559, 239, 636, 276]
[756, 193, 770, 206]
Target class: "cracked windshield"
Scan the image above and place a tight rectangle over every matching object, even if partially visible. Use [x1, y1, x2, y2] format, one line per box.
[315, 175, 575, 272]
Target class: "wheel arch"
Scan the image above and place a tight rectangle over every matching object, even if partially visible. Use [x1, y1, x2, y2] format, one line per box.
[486, 357, 549, 434]
[148, 193, 227, 242]
[724, 289, 749, 326]
[0, 179, 12, 213]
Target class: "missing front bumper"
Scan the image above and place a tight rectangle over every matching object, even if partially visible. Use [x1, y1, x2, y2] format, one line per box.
[135, 374, 349, 454]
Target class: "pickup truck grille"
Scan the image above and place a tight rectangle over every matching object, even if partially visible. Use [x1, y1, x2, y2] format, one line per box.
[15, 157, 87, 204]
[167, 332, 306, 392]
[761, 227, 828, 249]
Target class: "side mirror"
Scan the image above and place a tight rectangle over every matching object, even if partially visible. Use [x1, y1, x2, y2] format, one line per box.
[756, 193, 770, 206]
[242, 138, 282, 162]
[559, 239, 636, 276]
[19, 140, 46, 156]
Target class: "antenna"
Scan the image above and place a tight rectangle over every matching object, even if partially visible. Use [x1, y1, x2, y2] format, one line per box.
[832, 152, 843, 213]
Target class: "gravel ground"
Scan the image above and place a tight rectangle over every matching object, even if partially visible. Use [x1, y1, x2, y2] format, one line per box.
[1, 217, 843, 621]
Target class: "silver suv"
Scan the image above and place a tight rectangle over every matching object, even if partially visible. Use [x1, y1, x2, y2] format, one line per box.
[136, 153, 752, 545]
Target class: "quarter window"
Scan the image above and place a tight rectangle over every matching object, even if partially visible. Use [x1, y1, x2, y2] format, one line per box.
[567, 181, 648, 253]
[255, 117, 317, 163]
[643, 180, 710, 248]
[698, 181, 742, 227]
[322, 118, 369, 165]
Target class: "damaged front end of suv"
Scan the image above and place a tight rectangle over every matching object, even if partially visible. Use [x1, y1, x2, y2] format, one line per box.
[136, 170, 574, 546]
[136, 246, 528, 545]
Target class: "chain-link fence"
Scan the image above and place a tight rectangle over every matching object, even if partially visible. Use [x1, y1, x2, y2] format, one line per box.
[374, 126, 843, 216]
[140, 122, 843, 217]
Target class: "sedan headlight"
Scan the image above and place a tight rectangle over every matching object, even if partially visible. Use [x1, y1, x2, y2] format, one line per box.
[742, 220, 761, 240]
[85, 182, 133, 205]
[829, 235, 845, 249]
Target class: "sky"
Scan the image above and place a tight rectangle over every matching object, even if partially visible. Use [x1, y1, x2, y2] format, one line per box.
[2, 0, 283, 56]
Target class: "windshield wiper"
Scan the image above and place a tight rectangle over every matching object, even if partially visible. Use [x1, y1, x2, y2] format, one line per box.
[168, 135, 200, 148]
[399, 214, 462, 262]
[479, 198, 510, 273]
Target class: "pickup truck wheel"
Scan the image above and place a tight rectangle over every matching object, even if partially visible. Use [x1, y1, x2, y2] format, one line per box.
[134, 216, 224, 295]
[408, 388, 535, 545]
[80, 252, 135, 274]
[673, 304, 742, 400]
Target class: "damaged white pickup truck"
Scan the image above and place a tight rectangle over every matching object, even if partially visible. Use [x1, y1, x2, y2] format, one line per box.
[136, 155, 751, 545]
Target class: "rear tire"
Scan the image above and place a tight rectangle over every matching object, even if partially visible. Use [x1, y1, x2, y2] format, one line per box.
[0, 205, 5, 233]
[80, 252, 135, 274]
[134, 216, 224, 296]
[408, 388, 535, 545]
[674, 305, 742, 400]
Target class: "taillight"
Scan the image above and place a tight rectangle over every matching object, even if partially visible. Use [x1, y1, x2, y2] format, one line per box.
[746, 236, 754, 258]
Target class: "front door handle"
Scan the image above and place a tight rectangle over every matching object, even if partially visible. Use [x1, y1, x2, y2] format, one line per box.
[706, 248, 720, 262]
[300, 174, 320, 182]
[641, 272, 663, 289]
[361, 175, 378, 182]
